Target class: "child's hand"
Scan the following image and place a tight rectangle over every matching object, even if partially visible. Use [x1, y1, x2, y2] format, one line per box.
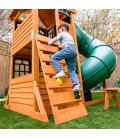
[48, 40, 51, 45]
[58, 45, 62, 49]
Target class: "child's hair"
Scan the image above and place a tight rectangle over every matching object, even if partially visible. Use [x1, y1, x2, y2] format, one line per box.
[58, 24, 69, 31]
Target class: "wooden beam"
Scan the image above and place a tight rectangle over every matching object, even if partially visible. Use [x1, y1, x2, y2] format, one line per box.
[55, 9, 60, 34]
[84, 98, 104, 106]
[70, 13, 85, 102]
[33, 81, 48, 122]
[32, 9, 39, 112]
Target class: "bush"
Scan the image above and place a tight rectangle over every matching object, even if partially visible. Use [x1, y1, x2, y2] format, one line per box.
[4, 86, 9, 96]
[0, 94, 4, 99]
[114, 78, 120, 87]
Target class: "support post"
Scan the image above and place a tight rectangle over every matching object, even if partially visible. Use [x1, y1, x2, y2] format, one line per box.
[32, 9, 39, 111]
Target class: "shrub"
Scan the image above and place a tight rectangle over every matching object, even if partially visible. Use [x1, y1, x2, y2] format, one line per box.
[114, 78, 120, 87]
[0, 94, 4, 99]
[4, 86, 9, 96]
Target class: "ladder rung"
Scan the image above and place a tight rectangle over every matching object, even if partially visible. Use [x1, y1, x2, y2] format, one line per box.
[41, 53, 66, 64]
[54, 104, 88, 124]
[37, 43, 58, 53]
[43, 65, 67, 74]
[50, 92, 81, 105]
[47, 78, 72, 88]
[36, 34, 60, 46]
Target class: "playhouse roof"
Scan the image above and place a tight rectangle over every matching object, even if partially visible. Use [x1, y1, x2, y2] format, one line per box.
[8, 9, 32, 21]
[9, 9, 76, 21]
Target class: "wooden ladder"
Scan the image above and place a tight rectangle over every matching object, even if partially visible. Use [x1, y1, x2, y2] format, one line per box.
[36, 34, 88, 124]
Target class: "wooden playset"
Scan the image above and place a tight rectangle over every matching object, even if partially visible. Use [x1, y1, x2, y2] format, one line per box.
[4, 9, 88, 124]
[4, 9, 120, 125]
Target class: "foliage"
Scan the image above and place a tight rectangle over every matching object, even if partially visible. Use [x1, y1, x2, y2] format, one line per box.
[0, 94, 4, 99]
[75, 9, 120, 44]
[0, 9, 12, 43]
[4, 86, 9, 96]
[114, 78, 120, 87]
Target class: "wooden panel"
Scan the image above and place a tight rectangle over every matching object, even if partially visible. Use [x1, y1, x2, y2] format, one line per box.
[10, 74, 33, 85]
[10, 98, 33, 105]
[0, 54, 10, 95]
[36, 34, 60, 46]
[54, 104, 88, 124]
[11, 81, 33, 89]
[37, 43, 59, 53]
[38, 10, 55, 29]
[43, 65, 66, 74]
[12, 28, 32, 49]
[40, 53, 65, 64]
[13, 21, 32, 46]
[10, 93, 33, 99]
[53, 88, 72, 93]
[12, 35, 32, 55]
[50, 92, 81, 105]
[58, 101, 79, 110]
[13, 12, 32, 36]
[9, 102, 33, 116]
[43, 65, 56, 74]
[10, 87, 34, 93]
[13, 17, 32, 42]
[47, 78, 72, 88]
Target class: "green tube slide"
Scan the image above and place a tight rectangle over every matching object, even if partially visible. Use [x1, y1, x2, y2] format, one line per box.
[75, 23, 117, 91]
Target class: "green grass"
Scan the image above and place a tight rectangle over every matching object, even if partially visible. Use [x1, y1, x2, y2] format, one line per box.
[0, 92, 120, 129]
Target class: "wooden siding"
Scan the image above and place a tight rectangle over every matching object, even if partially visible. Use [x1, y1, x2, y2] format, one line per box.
[9, 74, 34, 115]
[12, 12, 33, 55]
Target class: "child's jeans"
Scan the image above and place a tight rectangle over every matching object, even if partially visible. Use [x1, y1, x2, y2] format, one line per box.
[51, 46, 80, 86]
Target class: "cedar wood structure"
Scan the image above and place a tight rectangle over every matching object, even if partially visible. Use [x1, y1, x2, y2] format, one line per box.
[4, 9, 88, 124]
[4, 9, 120, 124]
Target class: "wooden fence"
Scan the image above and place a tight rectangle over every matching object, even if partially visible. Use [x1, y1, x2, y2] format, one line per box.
[0, 41, 11, 95]
[106, 42, 120, 87]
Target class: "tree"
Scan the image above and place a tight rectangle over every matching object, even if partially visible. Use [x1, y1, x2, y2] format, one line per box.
[0, 9, 12, 43]
[75, 9, 120, 44]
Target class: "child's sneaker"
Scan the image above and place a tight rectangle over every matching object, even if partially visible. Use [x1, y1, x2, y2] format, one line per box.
[72, 84, 82, 91]
[53, 71, 65, 79]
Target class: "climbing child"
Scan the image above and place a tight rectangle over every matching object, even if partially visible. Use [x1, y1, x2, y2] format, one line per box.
[48, 24, 82, 91]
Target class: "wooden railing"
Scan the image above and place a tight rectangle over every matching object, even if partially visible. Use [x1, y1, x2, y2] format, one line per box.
[12, 12, 33, 54]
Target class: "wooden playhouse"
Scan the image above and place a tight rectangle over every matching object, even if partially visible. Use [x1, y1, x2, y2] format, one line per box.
[4, 9, 88, 124]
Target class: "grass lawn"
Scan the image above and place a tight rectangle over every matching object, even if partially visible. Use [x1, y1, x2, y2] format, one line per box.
[0, 92, 120, 129]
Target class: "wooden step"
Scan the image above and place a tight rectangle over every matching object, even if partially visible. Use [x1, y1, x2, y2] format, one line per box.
[40, 53, 66, 64]
[50, 92, 81, 105]
[36, 34, 60, 46]
[43, 65, 67, 74]
[54, 104, 88, 124]
[37, 43, 59, 53]
[47, 78, 72, 88]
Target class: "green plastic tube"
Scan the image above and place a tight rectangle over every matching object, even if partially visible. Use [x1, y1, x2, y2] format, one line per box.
[75, 23, 117, 91]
